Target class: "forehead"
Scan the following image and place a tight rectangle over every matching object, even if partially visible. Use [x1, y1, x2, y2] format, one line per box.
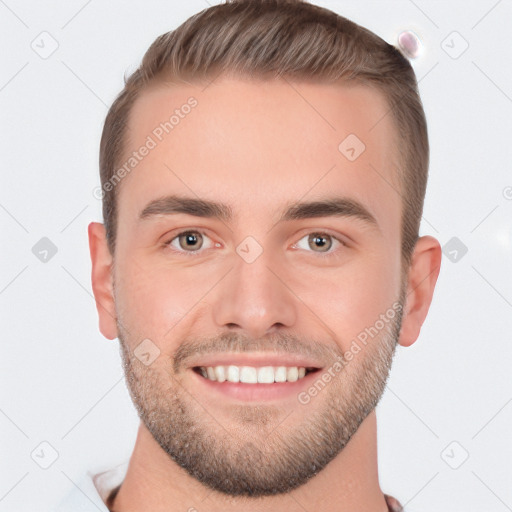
[118, 76, 401, 234]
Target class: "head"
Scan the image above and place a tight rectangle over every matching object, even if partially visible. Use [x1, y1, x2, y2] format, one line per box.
[89, 0, 441, 498]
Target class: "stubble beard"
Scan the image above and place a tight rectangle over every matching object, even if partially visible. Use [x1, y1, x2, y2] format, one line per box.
[117, 300, 404, 497]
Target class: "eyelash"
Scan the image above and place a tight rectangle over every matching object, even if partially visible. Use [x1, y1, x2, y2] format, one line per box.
[163, 229, 348, 259]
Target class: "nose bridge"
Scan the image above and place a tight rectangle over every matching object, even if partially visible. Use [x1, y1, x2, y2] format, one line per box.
[210, 245, 297, 338]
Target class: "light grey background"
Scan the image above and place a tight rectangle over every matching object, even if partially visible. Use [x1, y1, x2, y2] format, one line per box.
[1, 1, 511, 511]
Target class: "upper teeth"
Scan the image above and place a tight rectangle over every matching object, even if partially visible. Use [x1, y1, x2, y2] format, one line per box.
[199, 365, 308, 383]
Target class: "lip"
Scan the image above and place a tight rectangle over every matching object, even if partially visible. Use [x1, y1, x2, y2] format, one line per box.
[189, 365, 322, 402]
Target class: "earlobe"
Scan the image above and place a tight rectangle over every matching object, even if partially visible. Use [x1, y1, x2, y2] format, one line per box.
[398, 235, 442, 347]
[88, 222, 118, 340]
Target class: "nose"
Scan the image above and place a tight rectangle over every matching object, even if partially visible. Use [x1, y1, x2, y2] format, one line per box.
[210, 250, 298, 340]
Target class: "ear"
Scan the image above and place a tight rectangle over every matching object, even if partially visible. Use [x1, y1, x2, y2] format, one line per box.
[398, 235, 442, 347]
[88, 222, 118, 340]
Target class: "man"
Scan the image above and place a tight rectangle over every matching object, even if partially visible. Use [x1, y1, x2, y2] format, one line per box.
[60, 0, 441, 510]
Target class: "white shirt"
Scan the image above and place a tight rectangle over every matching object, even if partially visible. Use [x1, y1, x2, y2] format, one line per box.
[54, 461, 128, 512]
[54, 462, 407, 511]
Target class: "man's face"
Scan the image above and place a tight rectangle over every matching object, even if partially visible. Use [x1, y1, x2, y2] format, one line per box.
[111, 77, 406, 496]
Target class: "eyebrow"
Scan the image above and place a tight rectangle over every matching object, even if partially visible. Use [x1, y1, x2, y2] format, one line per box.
[138, 194, 379, 230]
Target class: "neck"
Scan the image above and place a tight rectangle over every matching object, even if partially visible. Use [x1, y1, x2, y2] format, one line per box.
[110, 411, 388, 512]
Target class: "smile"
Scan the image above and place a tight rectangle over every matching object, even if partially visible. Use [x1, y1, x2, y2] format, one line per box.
[194, 365, 318, 384]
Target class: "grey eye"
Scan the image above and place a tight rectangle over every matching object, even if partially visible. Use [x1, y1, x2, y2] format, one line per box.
[167, 230, 214, 253]
[296, 233, 335, 253]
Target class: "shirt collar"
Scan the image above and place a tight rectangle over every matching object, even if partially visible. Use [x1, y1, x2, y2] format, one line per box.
[55, 461, 129, 512]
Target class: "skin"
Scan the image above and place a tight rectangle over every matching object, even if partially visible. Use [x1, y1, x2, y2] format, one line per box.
[89, 76, 441, 511]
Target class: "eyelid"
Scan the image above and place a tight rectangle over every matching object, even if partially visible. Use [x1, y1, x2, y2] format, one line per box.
[298, 228, 350, 245]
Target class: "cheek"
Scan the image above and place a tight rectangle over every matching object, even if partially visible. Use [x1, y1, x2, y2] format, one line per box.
[347, 263, 401, 348]
[114, 261, 199, 342]
[294, 250, 401, 353]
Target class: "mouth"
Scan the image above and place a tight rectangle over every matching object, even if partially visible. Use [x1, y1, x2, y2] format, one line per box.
[188, 356, 324, 402]
[193, 365, 320, 383]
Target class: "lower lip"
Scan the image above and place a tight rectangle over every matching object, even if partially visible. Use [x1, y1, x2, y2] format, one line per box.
[190, 369, 321, 401]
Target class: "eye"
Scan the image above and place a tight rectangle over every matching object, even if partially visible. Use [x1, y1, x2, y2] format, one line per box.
[164, 230, 216, 255]
[292, 232, 347, 257]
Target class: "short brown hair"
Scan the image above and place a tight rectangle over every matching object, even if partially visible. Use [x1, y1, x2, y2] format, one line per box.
[99, 0, 428, 273]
